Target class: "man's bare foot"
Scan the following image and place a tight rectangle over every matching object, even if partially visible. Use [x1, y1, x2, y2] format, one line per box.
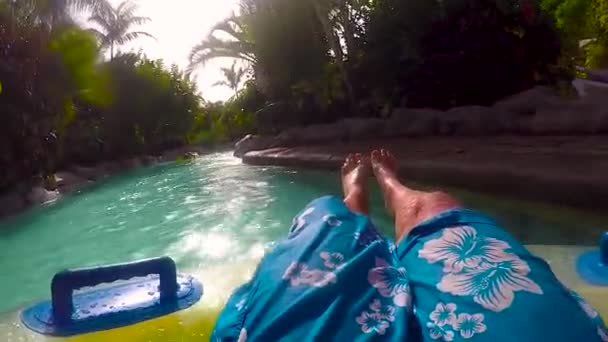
[371, 149, 460, 242]
[341, 153, 371, 215]
[370, 149, 401, 214]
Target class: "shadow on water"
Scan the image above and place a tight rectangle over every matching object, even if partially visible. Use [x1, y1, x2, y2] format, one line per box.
[261, 165, 608, 246]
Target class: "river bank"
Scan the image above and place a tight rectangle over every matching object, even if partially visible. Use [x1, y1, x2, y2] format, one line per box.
[0, 145, 219, 219]
[242, 135, 608, 211]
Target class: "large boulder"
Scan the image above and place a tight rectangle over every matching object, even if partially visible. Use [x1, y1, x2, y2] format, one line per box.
[27, 186, 59, 205]
[337, 118, 386, 140]
[70, 165, 105, 180]
[56, 171, 90, 193]
[523, 100, 608, 134]
[440, 106, 500, 135]
[385, 108, 442, 137]
[234, 135, 279, 158]
[493, 86, 565, 115]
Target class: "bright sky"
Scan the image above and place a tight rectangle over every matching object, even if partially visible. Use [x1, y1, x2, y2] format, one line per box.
[105, 0, 241, 102]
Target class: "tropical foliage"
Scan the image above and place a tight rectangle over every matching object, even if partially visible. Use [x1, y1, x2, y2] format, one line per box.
[0, 0, 199, 190]
[190, 0, 568, 115]
[1, 0, 602, 191]
[213, 61, 249, 94]
[541, 0, 608, 67]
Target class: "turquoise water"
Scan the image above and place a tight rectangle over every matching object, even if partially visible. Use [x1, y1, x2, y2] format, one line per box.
[0, 152, 606, 313]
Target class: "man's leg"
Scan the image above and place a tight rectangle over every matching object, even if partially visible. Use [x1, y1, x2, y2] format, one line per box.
[371, 149, 606, 342]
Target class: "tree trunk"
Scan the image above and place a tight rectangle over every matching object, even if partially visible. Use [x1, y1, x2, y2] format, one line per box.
[311, 0, 357, 114]
[110, 41, 114, 61]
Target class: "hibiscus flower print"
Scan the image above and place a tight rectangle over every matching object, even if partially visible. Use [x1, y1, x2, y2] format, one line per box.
[418, 226, 512, 273]
[322, 214, 342, 227]
[320, 252, 344, 269]
[438, 257, 542, 312]
[289, 207, 315, 236]
[300, 268, 337, 287]
[282, 262, 309, 286]
[355, 227, 383, 247]
[368, 257, 411, 307]
[356, 311, 390, 335]
[599, 326, 608, 342]
[369, 299, 396, 322]
[426, 322, 455, 341]
[454, 313, 486, 339]
[430, 303, 457, 327]
[283, 262, 337, 287]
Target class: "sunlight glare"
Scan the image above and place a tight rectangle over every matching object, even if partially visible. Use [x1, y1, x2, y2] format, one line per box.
[106, 0, 241, 102]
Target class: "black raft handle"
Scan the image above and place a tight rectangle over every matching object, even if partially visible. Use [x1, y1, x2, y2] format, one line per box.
[51, 256, 178, 325]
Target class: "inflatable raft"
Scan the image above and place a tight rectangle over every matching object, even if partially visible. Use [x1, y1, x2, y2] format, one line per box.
[0, 257, 257, 341]
[1, 237, 607, 342]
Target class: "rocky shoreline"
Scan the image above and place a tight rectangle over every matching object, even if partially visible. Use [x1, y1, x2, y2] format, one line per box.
[241, 136, 608, 211]
[232, 84, 608, 211]
[0, 145, 211, 219]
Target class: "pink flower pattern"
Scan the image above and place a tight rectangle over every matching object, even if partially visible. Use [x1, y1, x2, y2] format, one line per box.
[356, 311, 390, 335]
[419, 226, 542, 312]
[368, 257, 410, 307]
[282, 262, 337, 287]
[453, 313, 487, 339]
[369, 299, 396, 322]
[319, 252, 344, 269]
[427, 322, 455, 341]
[430, 303, 457, 327]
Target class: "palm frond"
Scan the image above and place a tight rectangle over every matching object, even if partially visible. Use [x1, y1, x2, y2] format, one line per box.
[69, 0, 110, 13]
[187, 49, 255, 75]
[212, 80, 232, 88]
[209, 16, 248, 42]
[126, 15, 151, 26]
[86, 27, 107, 41]
[88, 13, 111, 30]
[116, 31, 155, 44]
[189, 37, 256, 64]
[116, 0, 135, 15]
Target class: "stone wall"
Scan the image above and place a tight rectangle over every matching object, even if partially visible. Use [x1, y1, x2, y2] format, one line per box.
[234, 85, 608, 157]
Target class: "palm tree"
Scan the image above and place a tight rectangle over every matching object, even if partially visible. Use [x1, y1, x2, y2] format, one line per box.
[188, 15, 256, 73]
[212, 61, 249, 94]
[87, 0, 154, 60]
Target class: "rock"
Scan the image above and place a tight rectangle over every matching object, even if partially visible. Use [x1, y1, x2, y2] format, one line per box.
[140, 155, 159, 166]
[339, 118, 386, 140]
[122, 158, 142, 170]
[441, 106, 500, 135]
[55, 171, 90, 193]
[0, 190, 27, 217]
[579, 79, 608, 105]
[493, 86, 564, 115]
[385, 108, 442, 137]
[234, 135, 279, 158]
[27, 186, 59, 205]
[180, 152, 199, 160]
[70, 165, 102, 180]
